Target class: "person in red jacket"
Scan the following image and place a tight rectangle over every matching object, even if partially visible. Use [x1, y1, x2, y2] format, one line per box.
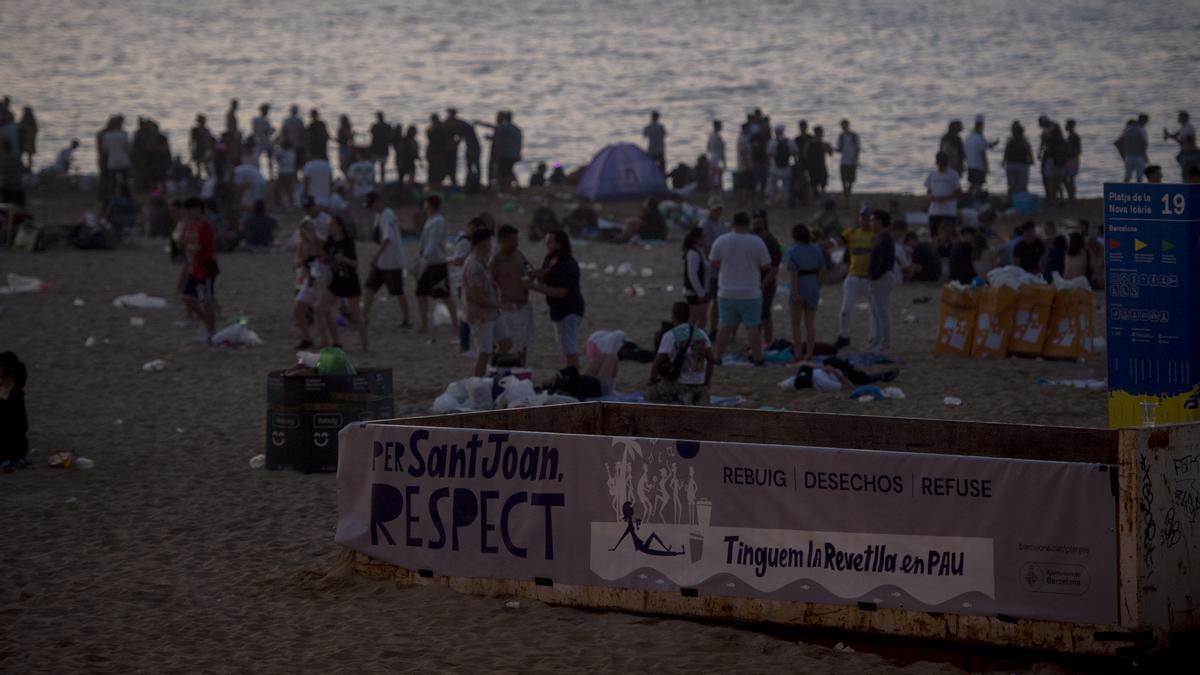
[179, 197, 217, 342]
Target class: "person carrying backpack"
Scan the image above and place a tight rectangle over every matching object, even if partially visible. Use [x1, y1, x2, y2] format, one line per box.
[647, 302, 716, 405]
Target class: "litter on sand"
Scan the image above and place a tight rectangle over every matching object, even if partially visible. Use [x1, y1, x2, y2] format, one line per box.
[113, 293, 168, 309]
[0, 273, 49, 295]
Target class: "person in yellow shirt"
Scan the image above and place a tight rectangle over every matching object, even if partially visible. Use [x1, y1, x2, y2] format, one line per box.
[836, 205, 876, 348]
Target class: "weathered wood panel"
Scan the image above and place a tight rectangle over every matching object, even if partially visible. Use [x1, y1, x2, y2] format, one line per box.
[597, 403, 1118, 464]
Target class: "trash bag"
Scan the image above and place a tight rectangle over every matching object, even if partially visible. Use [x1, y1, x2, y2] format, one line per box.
[316, 347, 355, 375]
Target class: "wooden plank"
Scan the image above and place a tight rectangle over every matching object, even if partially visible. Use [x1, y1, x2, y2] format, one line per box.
[388, 402, 603, 435]
[351, 554, 1126, 656]
[596, 403, 1118, 464]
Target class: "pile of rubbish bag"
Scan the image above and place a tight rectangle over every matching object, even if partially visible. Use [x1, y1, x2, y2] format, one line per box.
[433, 374, 578, 412]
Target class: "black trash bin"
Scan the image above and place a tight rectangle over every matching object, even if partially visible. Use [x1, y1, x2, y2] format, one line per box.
[265, 368, 394, 473]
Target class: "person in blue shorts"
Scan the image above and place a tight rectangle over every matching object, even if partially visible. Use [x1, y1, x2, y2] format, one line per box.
[708, 211, 771, 365]
[786, 223, 829, 363]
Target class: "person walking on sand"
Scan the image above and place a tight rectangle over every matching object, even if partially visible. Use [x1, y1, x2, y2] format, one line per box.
[491, 224, 535, 366]
[361, 191, 413, 328]
[415, 195, 456, 335]
[179, 197, 217, 343]
[292, 219, 334, 350]
[835, 119, 860, 206]
[709, 211, 771, 365]
[786, 223, 828, 363]
[462, 228, 512, 376]
[707, 119, 725, 192]
[835, 205, 875, 350]
[527, 229, 585, 369]
[325, 214, 369, 352]
[644, 110, 667, 173]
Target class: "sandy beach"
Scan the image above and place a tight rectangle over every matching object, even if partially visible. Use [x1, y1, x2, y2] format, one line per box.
[0, 183, 1111, 672]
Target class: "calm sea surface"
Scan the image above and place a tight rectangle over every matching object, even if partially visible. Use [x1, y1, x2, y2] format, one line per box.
[2, 0, 1196, 195]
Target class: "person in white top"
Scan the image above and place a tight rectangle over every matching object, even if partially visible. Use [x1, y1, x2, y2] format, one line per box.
[101, 116, 132, 184]
[302, 156, 332, 208]
[415, 194, 458, 336]
[232, 152, 267, 210]
[346, 149, 376, 239]
[924, 151, 962, 237]
[708, 211, 771, 364]
[706, 119, 726, 192]
[252, 103, 274, 178]
[361, 191, 412, 327]
[836, 118, 860, 206]
[963, 114, 999, 198]
[1165, 110, 1195, 149]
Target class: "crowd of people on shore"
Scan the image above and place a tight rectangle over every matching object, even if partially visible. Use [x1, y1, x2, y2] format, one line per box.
[6, 95, 1200, 407]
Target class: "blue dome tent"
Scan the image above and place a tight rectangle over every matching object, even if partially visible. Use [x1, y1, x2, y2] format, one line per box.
[575, 143, 670, 202]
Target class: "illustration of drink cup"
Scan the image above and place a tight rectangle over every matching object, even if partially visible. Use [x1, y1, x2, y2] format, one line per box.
[689, 533, 704, 563]
[695, 498, 712, 528]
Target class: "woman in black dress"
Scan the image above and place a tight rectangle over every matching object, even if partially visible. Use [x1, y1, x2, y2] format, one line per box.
[325, 215, 369, 352]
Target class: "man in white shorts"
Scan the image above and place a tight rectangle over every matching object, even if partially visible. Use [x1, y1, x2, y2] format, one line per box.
[490, 224, 533, 365]
[462, 228, 511, 376]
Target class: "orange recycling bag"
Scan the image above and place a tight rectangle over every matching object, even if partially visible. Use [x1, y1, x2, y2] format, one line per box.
[1008, 284, 1056, 356]
[970, 286, 1018, 358]
[935, 285, 978, 356]
[1043, 288, 1096, 360]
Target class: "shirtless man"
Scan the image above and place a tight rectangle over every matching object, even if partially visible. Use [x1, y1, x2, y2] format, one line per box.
[490, 224, 534, 366]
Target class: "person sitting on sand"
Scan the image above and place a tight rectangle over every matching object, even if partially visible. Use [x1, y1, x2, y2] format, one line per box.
[0, 351, 29, 472]
[529, 194, 560, 241]
[562, 197, 598, 238]
[612, 197, 667, 243]
[647, 302, 715, 405]
[529, 162, 547, 187]
[610, 501, 685, 556]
